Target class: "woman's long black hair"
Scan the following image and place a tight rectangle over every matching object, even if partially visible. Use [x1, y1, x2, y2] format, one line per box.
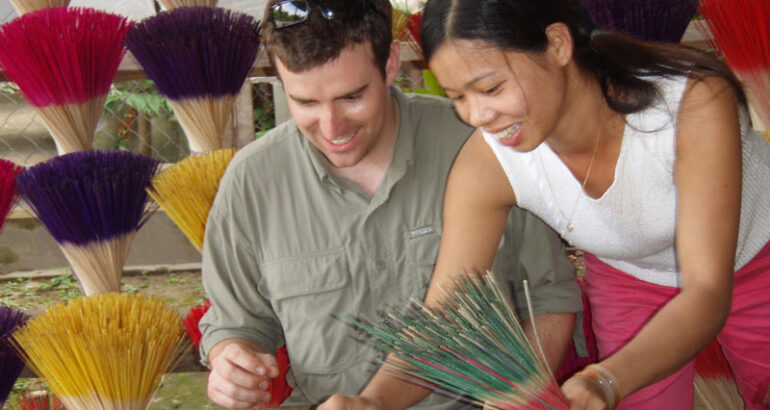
[421, 0, 746, 114]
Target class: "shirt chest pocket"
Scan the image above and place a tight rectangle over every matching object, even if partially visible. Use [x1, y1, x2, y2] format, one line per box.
[258, 250, 359, 375]
[401, 232, 441, 301]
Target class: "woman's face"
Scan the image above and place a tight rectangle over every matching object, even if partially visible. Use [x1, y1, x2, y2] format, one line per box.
[429, 38, 570, 152]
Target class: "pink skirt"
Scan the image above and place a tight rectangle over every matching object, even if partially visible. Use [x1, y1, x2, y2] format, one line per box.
[583, 241, 770, 409]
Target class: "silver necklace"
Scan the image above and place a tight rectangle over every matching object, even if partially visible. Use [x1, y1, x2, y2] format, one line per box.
[541, 126, 602, 233]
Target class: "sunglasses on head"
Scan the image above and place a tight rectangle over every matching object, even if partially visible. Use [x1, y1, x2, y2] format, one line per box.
[270, 0, 386, 29]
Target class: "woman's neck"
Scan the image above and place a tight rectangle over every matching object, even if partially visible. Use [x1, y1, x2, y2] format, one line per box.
[547, 66, 615, 157]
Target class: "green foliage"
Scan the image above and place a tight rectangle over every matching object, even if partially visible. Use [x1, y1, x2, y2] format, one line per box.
[0, 82, 20, 95]
[105, 81, 174, 119]
[400, 70, 446, 97]
[104, 81, 176, 150]
[254, 105, 275, 139]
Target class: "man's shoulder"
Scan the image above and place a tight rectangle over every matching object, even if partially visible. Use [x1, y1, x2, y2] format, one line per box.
[402, 91, 456, 116]
[401, 91, 473, 135]
[227, 120, 300, 175]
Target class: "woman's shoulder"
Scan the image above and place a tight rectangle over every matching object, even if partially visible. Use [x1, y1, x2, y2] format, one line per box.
[451, 130, 517, 206]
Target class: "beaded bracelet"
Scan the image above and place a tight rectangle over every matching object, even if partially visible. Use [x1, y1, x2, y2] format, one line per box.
[576, 364, 620, 409]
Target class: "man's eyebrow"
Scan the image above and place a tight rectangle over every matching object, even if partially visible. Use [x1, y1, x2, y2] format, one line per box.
[339, 84, 368, 98]
[288, 84, 369, 104]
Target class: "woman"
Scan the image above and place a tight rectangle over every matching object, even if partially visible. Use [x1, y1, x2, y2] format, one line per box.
[319, 0, 770, 409]
[422, 0, 770, 408]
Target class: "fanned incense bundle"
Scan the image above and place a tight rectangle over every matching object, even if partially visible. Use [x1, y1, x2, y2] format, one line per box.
[9, 0, 70, 16]
[698, 0, 770, 129]
[158, 0, 218, 10]
[262, 345, 293, 408]
[9, 293, 190, 410]
[392, 5, 423, 61]
[406, 11, 423, 60]
[181, 300, 294, 407]
[0, 158, 24, 231]
[350, 273, 569, 410]
[580, 0, 699, 43]
[147, 148, 235, 251]
[15, 151, 160, 296]
[1, 307, 30, 407]
[0, 8, 133, 154]
[125, 8, 260, 154]
[183, 299, 211, 349]
[694, 340, 744, 410]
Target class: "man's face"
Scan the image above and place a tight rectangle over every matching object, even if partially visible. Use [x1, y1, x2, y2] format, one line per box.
[275, 41, 399, 169]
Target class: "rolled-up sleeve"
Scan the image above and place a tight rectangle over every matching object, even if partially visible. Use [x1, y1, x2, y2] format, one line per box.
[507, 209, 582, 321]
[198, 196, 283, 366]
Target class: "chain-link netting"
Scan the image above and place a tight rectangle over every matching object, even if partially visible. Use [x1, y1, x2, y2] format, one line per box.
[0, 78, 282, 166]
[0, 72, 428, 167]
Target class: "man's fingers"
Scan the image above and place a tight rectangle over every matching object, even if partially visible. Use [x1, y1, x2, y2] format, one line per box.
[254, 352, 281, 378]
[208, 385, 269, 409]
[213, 355, 268, 390]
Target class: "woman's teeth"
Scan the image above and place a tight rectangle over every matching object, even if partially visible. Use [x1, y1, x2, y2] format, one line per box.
[488, 123, 521, 140]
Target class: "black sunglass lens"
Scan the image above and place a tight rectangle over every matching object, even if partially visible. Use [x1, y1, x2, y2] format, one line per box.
[319, 0, 367, 21]
[272, 0, 310, 28]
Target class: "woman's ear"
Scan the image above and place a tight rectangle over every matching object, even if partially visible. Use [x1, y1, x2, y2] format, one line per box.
[544, 22, 574, 67]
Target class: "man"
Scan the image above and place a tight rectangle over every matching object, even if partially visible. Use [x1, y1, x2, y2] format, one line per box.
[199, 0, 583, 408]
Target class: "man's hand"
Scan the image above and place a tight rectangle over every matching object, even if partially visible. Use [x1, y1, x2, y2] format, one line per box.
[207, 339, 281, 409]
[316, 394, 384, 410]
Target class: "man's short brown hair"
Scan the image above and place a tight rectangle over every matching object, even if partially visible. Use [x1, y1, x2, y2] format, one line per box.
[261, 0, 393, 77]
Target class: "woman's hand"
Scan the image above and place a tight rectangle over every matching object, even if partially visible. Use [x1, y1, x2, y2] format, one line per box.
[561, 364, 619, 410]
[316, 394, 384, 410]
[562, 375, 610, 409]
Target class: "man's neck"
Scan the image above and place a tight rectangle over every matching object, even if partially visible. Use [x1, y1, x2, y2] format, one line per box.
[333, 95, 400, 196]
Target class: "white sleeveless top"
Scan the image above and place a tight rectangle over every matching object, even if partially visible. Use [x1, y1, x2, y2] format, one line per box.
[483, 76, 770, 287]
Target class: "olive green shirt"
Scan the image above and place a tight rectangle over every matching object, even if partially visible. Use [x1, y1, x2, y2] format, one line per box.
[200, 88, 581, 408]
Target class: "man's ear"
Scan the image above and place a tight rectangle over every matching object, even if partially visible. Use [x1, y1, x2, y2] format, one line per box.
[544, 22, 574, 67]
[385, 41, 401, 86]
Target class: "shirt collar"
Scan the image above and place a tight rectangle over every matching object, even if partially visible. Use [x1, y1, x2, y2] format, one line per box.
[301, 86, 415, 187]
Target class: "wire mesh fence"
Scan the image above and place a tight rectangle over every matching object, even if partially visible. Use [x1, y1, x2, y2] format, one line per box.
[0, 69, 428, 167]
[0, 79, 280, 166]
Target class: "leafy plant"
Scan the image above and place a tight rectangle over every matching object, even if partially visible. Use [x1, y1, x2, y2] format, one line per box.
[104, 81, 176, 150]
[399, 70, 446, 97]
[254, 105, 275, 139]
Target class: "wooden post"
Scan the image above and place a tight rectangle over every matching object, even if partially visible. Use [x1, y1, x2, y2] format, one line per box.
[137, 112, 152, 157]
[223, 82, 256, 149]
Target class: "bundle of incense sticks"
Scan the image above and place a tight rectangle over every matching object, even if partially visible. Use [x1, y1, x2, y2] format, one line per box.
[406, 11, 423, 61]
[183, 300, 211, 349]
[392, 4, 423, 62]
[0, 306, 30, 407]
[698, 0, 770, 129]
[694, 340, 744, 409]
[9, 292, 190, 410]
[0, 7, 133, 154]
[125, 7, 260, 154]
[8, 0, 70, 16]
[15, 150, 160, 296]
[350, 272, 569, 410]
[147, 148, 236, 251]
[0, 158, 24, 232]
[158, 0, 218, 10]
[580, 0, 699, 43]
[183, 299, 293, 407]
